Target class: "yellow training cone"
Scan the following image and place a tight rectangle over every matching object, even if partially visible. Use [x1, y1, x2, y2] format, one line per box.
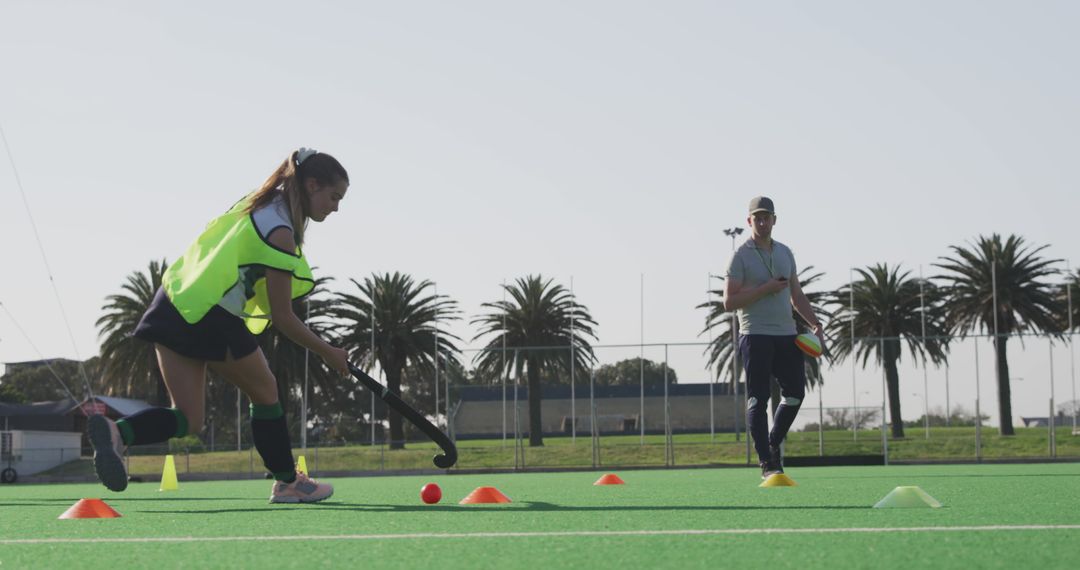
[873, 486, 942, 508]
[759, 473, 797, 487]
[159, 454, 179, 491]
[297, 455, 308, 476]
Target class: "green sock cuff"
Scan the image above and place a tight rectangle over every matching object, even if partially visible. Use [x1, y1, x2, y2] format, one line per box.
[168, 408, 189, 438]
[115, 419, 135, 446]
[274, 470, 297, 483]
[250, 402, 284, 420]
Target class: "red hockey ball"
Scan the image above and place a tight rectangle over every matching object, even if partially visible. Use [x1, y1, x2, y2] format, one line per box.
[421, 483, 442, 504]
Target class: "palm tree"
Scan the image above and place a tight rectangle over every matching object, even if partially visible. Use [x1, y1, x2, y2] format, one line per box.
[827, 264, 950, 438]
[96, 259, 169, 405]
[471, 275, 597, 447]
[935, 234, 1062, 435]
[699, 267, 833, 410]
[334, 272, 462, 450]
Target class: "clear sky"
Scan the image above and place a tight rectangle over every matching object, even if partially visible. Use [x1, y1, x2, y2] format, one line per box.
[1, 1, 1077, 429]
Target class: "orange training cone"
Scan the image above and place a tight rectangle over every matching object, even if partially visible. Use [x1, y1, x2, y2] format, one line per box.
[594, 473, 626, 485]
[59, 498, 122, 519]
[459, 486, 512, 504]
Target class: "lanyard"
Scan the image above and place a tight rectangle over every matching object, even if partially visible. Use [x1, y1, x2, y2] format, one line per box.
[753, 245, 775, 278]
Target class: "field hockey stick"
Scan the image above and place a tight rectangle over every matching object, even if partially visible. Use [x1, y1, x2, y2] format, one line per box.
[347, 362, 458, 469]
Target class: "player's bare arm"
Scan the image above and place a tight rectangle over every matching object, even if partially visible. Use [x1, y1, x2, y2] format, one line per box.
[724, 275, 790, 312]
[788, 274, 824, 338]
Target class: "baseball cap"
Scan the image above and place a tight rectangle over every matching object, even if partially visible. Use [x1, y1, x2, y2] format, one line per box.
[749, 196, 775, 215]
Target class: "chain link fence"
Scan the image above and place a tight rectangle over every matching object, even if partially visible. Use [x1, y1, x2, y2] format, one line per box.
[5, 332, 1079, 483]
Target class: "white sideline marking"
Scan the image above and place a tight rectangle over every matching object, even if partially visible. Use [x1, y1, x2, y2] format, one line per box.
[4, 525, 1080, 545]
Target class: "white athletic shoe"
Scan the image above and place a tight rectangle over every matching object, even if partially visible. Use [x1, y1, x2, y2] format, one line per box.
[269, 472, 334, 503]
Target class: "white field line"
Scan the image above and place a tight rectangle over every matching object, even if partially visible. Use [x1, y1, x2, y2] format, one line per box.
[3, 525, 1080, 545]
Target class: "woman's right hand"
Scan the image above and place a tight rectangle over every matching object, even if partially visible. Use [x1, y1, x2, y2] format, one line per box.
[321, 345, 350, 375]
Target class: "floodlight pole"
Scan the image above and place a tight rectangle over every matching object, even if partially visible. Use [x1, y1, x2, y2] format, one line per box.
[502, 280, 508, 446]
[434, 282, 439, 430]
[1049, 340, 1056, 457]
[570, 276, 576, 444]
[590, 367, 598, 468]
[992, 258, 1001, 433]
[1068, 264, 1077, 432]
[513, 349, 521, 469]
[851, 269, 857, 441]
[975, 339, 983, 462]
[301, 299, 310, 452]
[1067, 269, 1075, 429]
[709, 271, 738, 444]
[945, 364, 951, 427]
[370, 304, 376, 447]
[664, 344, 671, 466]
[640, 273, 645, 445]
[722, 226, 744, 448]
[880, 337, 888, 465]
[706, 274, 715, 442]
[920, 266, 929, 440]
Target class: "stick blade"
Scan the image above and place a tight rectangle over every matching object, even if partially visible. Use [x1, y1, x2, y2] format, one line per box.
[434, 451, 456, 469]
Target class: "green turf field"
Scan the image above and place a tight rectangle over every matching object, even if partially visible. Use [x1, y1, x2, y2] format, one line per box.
[2, 463, 1078, 569]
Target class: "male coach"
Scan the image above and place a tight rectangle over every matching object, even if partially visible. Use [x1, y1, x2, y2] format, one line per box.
[724, 196, 825, 478]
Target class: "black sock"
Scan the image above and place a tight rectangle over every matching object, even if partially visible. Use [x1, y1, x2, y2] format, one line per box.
[115, 407, 188, 446]
[251, 402, 296, 482]
[747, 397, 771, 463]
[769, 403, 802, 449]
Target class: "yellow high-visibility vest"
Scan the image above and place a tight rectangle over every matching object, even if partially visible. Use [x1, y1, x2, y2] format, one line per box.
[162, 197, 314, 334]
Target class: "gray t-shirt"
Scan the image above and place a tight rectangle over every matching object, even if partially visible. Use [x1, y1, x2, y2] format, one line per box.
[725, 238, 797, 335]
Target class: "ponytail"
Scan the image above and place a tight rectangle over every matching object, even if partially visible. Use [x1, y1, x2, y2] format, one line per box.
[245, 149, 349, 247]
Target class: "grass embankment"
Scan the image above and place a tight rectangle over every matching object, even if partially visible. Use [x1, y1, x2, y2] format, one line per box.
[40, 426, 1080, 479]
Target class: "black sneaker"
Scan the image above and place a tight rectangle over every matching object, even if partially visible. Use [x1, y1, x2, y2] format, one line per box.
[769, 444, 784, 470]
[88, 414, 129, 492]
[760, 460, 783, 480]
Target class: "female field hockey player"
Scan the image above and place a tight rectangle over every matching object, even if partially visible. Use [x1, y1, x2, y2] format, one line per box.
[88, 148, 350, 503]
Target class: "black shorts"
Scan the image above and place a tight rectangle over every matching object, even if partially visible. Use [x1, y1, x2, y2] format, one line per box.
[739, 334, 807, 404]
[133, 288, 260, 362]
